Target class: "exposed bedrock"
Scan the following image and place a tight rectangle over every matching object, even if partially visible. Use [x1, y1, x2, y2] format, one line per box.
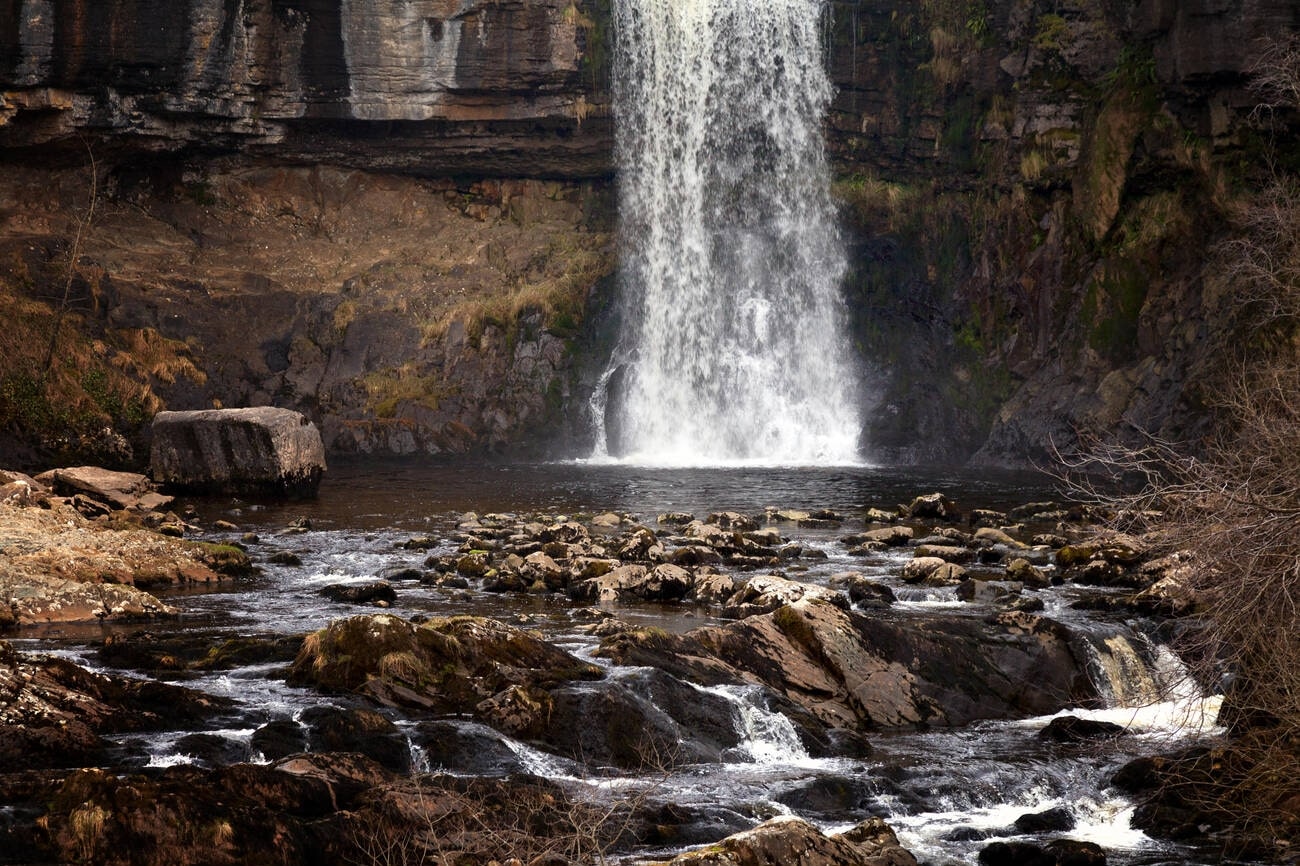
[597, 598, 1096, 730]
[0, 0, 612, 177]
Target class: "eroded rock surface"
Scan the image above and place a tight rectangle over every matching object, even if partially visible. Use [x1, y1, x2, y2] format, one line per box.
[599, 598, 1095, 730]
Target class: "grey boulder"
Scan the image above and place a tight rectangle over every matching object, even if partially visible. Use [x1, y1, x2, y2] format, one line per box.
[151, 407, 326, 498]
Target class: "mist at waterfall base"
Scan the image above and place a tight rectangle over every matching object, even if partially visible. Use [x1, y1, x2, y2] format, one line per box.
[19, 461, 1230, 866]
[592, 0, 863, 467]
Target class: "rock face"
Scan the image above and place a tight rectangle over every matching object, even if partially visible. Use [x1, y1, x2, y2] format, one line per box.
[151, 407, 326, 497]
[0, 0, 611, 178]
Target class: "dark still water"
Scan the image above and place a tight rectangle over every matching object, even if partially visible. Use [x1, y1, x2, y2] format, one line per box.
[208, 458, 1061, 532]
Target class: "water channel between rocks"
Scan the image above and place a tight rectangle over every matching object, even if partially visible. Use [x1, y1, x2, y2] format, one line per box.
[14, 461, 1225, 865]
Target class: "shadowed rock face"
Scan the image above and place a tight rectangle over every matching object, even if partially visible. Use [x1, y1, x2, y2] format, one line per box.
[0, 0, 612, 177]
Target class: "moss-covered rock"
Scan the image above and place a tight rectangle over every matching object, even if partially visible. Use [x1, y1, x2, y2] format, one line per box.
[288, 613, 603, 716]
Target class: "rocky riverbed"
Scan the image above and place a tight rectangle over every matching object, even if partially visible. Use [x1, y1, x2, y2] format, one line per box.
[0, 462, 1231, 865]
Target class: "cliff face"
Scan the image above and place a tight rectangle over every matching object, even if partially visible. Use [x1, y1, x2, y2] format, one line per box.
[821, 0, 1300, 465]
[0, 0, 611, 176]
[0, 0, 614, 468]
[1, 0, 1297, 467]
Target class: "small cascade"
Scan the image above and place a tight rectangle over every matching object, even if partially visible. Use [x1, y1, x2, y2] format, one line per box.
[602, 0, 862, 465]
[704, 683, 812, 765]
[1085, 632, 1163, 708]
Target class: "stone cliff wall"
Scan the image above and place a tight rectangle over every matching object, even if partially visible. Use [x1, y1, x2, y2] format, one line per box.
[1, 0, 1298, 467]
[0, 0, 611, 176]
[822, 0, 1300, 464]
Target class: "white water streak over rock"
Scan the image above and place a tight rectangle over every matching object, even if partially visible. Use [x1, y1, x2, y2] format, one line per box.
[606, 0, 861, 466]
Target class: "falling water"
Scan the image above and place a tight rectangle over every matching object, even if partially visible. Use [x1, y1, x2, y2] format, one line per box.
[601, 0, 861, 466]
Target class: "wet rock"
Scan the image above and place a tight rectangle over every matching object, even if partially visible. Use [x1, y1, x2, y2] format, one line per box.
[0, 641, 230, 771]
[289, 614, 602, 717]
[902, 557, 965, 585]
[268, 550, 303, 566]
[412, 720, 527, 776]
[1038, 716, 1125, 743]
[969, 509, 1008, 528]
[672, 545, 724, 566]
[692, 570, 738, 604]
[1007, 558, 1052, 588]
[975, 527, 1026, 548]
[864, 507, 899, 524]
[721, 574, 849, 619]
[832, 573, 896, 609]
[707, 511, 759, 531]
[979, 839, 1106, 866]
[24, 754, 390, 865]
[658, 512, 695, 526]
[545, 667, 745, 769]
[251, 719, 308, 761]
[599, 599, 1095, 731]
[664, 814, 917, 865]
[300, 706, 411, 772]
[319, 581, 397, 605]
[151, 407, 326, 498]
[619, 526, 666, 561]
[376, 565, 423, 581]
[174, 732, 252, 767]
[1013, 806, 1076, 833]
[455, 550, 493, 577]
[956, 578, 1022, 603]
[1009, 502, 1062, 522]
[844, 526, 914, 547]
[907, 492, 960, 522]
[913, 543, 976, 564]
[573, 563, 693, 603]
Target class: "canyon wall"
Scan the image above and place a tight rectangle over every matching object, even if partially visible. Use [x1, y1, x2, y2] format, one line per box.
[1, 0, 1297, 467]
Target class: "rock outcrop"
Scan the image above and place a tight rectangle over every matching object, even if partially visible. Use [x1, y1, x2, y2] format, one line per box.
[0, 0, 612, 178]
[598, 598, 1096, 730]
[151, 406, 326, 497]
[0, 498, 228, 626]
[0, 640, 229, 771]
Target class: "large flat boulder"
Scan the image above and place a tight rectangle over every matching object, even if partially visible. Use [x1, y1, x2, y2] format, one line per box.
[151, 408, 326, 498]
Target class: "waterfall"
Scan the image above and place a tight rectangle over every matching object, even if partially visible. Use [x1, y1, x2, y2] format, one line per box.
[602, 0, 862, 466]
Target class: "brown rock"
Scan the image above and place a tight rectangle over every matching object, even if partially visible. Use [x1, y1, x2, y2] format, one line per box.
[665, 815, 917, 866]
[289, 613, 602, 716]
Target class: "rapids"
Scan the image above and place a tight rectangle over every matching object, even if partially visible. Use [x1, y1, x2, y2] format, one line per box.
[10, 461, 1227, 865]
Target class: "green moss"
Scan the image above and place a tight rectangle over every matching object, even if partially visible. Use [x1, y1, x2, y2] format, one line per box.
[1032, 14, 1070, 55]
[192, 542, 255, 576]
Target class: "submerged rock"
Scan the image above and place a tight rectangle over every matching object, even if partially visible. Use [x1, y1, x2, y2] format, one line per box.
[151, 407, 326, 498]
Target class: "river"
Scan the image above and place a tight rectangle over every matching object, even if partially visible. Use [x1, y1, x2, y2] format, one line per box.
[12, 460, 1225, 865]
